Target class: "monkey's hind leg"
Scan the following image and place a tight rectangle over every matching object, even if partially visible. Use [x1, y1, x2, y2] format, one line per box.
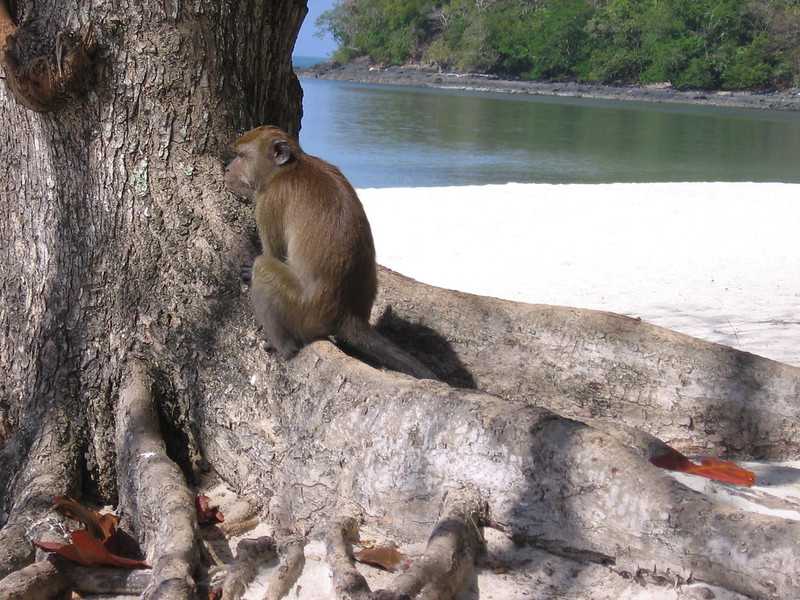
[248, 255, 305, 359]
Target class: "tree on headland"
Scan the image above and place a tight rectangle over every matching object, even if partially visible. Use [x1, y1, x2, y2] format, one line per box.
[1, 0, 800, 599]
[318, 0, 800, 90]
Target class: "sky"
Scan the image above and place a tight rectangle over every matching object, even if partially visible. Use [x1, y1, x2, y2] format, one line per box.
[294, 0, 338, 58]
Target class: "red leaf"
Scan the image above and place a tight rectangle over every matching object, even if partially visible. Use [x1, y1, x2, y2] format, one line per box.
[53, 496, 119, 541]
[651, 448, 755, 487]
[34, 530, 150, 569]
[354, 545, 405, 572]
[195, 494, 225, 526]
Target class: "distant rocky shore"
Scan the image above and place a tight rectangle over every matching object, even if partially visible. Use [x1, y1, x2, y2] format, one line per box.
[298, 59, 800, 112]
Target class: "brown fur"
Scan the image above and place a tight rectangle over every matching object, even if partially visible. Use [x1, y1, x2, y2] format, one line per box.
[226, 126, 434, 379]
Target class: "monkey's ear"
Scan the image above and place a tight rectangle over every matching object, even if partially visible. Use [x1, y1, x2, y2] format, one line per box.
[272, 140, 293, 166]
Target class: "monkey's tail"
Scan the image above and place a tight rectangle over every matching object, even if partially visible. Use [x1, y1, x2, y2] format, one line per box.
[337, 318, 436, 380]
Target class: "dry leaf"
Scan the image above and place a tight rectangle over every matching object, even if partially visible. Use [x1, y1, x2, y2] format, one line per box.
[53, 496, 119, 541]
[650, 448, 755, 486]
[34, 530, 150, 569]
[196, 494, 225, 526]
[354, 544, 405, 572]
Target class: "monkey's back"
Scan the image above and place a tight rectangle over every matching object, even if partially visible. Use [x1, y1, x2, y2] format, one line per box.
[270, 155, 377, 331]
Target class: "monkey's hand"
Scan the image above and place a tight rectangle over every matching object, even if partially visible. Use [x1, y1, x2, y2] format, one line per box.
[240, 264, 253, 285]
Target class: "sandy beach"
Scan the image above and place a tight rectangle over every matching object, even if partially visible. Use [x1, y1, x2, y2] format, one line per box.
[360, 182, 800, 367]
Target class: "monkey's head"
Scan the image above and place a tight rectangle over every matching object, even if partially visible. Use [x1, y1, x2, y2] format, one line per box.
[225, 126, 300, 199]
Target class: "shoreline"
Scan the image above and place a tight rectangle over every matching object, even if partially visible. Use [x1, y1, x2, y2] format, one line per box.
[298, 61, 800, 112]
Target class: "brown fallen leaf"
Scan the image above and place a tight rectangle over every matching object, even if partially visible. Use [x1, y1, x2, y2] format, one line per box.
[34, 530, 150, 569]
[354, 544, 405, 572]
[53, 496, 120, 541]
[196, 494, 225, 526]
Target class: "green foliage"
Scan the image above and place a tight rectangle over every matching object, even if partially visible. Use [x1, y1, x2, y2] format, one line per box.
[488, 0, 593, 79]
[316, 0, 800, 90]
[317, 0, 436, 65]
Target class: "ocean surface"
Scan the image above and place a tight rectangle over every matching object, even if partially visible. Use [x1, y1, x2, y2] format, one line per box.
[295, 74, 800, 188]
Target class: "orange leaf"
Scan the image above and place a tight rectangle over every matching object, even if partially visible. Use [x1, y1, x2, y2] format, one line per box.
[53, 496, 119, 541]
[196, 494, 224, 526]
[34, 530, 150, 569]
[354, 545, 405, 572]
[651, 448, 755, 487]
[97, 513, 121, 540]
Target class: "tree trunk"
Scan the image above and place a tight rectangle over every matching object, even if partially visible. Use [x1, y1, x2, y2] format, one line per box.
[1, 1, 799, 599]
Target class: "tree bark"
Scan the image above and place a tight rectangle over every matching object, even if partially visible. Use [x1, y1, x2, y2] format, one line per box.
[1, 1, 799, 599]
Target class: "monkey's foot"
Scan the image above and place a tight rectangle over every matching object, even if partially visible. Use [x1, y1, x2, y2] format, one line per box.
[1, 17, 95, 112]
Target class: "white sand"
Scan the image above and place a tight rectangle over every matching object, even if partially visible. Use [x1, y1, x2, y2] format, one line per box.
[360, 182, 800, 366]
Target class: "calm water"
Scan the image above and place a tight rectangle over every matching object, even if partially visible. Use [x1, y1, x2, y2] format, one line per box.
[298, 77, 800, 188]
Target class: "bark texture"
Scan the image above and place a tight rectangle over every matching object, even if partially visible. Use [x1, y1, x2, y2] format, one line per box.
[1, 1, 799, 599]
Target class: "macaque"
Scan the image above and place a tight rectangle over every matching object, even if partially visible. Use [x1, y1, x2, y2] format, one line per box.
[225, 125, 435, 380]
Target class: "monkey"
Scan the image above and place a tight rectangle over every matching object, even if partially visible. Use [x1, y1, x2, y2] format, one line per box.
[225, 125, 435, 380]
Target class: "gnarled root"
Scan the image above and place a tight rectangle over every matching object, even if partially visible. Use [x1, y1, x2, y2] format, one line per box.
[264, 533, 306, 600]
[0, 559, 68, 600]
[0, 405, 80, 580]
[326, 488, 486, 600]
[0, 557, 153, 598]
[116, 359, 198, 600]
[326, 516, 371, 600]
[381, 488, 485, 600]
[221, 536, 276, 600]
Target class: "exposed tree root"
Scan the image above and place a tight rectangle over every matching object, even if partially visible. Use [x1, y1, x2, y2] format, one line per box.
[326, 516, 371, 600]
[0, 558, 69, 600]
[115, 359, 198, 600]
[218, 516, 260, 538]
[221, 536, 276, 600]
[201, 340, 800, 599]
[0, 557, 153, 597]
[325, 489, 485, 600]
[264, 533, 306, 600]
[388, 489, 485, 600]
[375, 267, 800, 459]
[0, 405, 79, 580]
[0, 431, 22, 514]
